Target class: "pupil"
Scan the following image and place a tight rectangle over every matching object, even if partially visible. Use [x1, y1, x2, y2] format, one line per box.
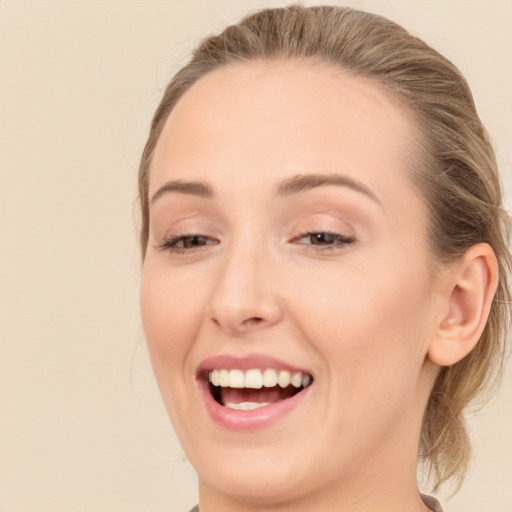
[184, 236, 205, 248]
[312, 233, 334, 244]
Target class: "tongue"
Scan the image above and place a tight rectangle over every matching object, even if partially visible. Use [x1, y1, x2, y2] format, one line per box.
[220, 385, 297, 406]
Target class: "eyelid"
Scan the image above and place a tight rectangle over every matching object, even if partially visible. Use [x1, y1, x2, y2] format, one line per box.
[149, 208, 221, 240]
[289, 215, 355, 242]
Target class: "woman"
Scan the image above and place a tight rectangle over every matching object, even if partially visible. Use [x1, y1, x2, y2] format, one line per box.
[138, 5, 510, 511]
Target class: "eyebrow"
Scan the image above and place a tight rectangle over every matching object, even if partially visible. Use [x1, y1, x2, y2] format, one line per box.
[151, 180, 214, 203]
[276, 173, 381, 205]
[150, 173, 380, 205]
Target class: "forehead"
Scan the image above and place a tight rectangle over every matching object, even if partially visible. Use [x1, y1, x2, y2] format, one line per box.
[150, 59, 423, 209]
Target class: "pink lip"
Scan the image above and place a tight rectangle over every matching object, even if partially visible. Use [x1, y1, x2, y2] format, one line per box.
[196, 354, 313, 431]
[198, 378, 312, 431]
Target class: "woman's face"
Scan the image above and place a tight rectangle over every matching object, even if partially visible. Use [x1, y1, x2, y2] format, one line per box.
[141, 61, 442, 505]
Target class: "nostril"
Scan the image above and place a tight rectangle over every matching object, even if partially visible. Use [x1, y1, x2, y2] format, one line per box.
[244, 317, 264, 325]
[209, 316, 264, 333]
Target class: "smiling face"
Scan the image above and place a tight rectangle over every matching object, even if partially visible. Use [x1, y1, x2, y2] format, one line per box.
[140, 61, 443, 509]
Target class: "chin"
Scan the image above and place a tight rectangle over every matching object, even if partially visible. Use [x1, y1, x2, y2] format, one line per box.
[195, 451, 317, 506]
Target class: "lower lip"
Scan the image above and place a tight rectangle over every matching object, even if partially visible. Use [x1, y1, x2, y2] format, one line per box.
[198, 379, 312, 431]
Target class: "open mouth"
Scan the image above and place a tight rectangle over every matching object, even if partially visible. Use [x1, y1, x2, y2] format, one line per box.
[203, 368, 313, 411]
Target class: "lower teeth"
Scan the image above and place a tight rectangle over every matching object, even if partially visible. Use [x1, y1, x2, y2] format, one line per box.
[224, 401, 271, 411]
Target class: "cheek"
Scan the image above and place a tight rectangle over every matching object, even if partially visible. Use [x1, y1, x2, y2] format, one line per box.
[140, 265, 205, 376]
[292, 267, 434, 451]
[289, 259, 434, 382]
[139, 264, 213, 442]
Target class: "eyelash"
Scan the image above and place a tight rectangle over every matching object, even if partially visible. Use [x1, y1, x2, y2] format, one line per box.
[157, 230, 354, 255]
[157, 234, 219, 255]
[292, 230, 355, 252]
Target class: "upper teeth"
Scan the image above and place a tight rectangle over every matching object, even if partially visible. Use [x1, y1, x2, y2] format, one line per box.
[208, 369, 311, 389]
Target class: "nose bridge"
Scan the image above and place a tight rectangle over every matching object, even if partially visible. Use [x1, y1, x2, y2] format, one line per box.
[207, 229, 281, 334]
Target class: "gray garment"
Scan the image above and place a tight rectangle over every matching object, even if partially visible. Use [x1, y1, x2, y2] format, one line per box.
[188, 494, 444, 511]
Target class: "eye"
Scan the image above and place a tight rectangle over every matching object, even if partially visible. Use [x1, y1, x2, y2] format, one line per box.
[158, 234, 219, 254]
[292, 231, 355, 250]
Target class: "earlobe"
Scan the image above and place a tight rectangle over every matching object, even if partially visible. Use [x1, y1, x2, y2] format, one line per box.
[428, 243, 499, 367]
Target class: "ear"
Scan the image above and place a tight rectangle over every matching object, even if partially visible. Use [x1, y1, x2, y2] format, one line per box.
[428, 243, 499, 367]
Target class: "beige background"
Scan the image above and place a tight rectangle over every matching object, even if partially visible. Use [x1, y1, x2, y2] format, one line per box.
[0, 1, 510, 511]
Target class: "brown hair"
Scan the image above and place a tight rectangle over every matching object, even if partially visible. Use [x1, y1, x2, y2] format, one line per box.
[138, 5, 511, 490]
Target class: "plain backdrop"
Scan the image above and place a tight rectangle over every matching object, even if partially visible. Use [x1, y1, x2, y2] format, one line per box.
[0, 1, 511, 511]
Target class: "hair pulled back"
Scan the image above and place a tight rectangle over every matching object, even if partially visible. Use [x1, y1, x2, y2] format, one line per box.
[138, 5, 511, 490]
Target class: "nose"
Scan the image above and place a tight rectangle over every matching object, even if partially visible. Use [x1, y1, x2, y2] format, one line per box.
[206, 239, 283, 336]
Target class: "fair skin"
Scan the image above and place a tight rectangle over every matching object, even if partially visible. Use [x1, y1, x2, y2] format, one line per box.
[140, 60, 497, 512]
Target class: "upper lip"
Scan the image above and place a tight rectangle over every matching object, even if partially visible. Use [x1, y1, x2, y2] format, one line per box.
[197, 353, 312, 375]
